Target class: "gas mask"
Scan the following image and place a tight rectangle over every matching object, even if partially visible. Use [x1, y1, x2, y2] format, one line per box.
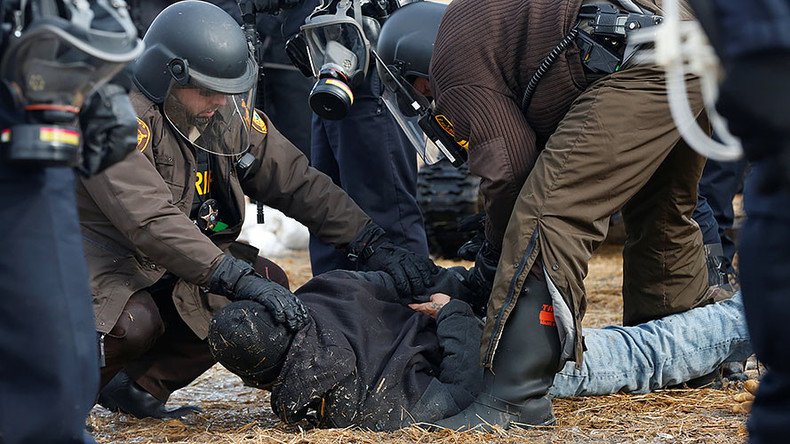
[290, 0, 372, 120]
[0, 0, 143, 166]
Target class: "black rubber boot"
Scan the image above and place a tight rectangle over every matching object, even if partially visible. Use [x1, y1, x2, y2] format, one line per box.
[433, 276, 562, 431]
[97, 371, 202, 419]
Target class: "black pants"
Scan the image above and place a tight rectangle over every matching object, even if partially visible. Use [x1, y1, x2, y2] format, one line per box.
[0, 165, 98, 444]
[740, 164, 790, 444]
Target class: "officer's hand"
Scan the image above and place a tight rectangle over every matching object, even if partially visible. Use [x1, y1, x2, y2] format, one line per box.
[208, 255, 308, 331]
[466, 241, 500, 316]
[348, 222, 437, 298]
[78, 83, 138, 177]
[233, 274, 308, 331]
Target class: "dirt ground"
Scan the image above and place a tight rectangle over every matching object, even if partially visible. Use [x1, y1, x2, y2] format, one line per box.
[89, 245, 754, 443]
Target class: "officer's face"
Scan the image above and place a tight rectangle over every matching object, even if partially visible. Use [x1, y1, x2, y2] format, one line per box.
[412, 76, 433, 99]
[171, 86, 228, 120]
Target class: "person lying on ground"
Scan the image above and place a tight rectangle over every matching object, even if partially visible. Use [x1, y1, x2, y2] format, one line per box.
[207, 268, 752, 431]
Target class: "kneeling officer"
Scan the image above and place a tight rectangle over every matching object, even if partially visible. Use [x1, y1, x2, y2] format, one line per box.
[79, 0, 435, 419]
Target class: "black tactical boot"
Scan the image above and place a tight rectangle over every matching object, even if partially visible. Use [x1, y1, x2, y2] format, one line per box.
[98, 371, 202, 419]
[433, 276, 562, 431]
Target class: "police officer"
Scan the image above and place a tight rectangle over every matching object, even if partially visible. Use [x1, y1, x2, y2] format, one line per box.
[127, 0, 314, 159]
[378, 0, 714, 430]
[689, 1, 790, 442]
[0, 0, 142, 442]
[280, 0, 429, 275]
[81, 1, 435, 419]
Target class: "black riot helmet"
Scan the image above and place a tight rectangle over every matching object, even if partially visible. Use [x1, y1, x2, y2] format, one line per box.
[208, 301, 297, 388]
[374, 2, 469, 168]
[375, 0, 445, 83]
[133, 1, 259, 157]
[133, 0, 257, 103]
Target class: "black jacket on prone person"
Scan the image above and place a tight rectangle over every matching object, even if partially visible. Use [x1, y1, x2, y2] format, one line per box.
[209, 269, 484, 431]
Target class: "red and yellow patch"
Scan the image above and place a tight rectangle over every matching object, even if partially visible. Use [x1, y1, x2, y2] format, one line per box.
[39, 127, 80, 146]
[137, 117, 151, 152]
[251, 111, 268, 135]
[434, 114, 469, 149]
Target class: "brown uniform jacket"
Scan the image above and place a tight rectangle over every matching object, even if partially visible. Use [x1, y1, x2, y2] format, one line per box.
[429, 0, 692, 247]
[78, 90, 370, 338]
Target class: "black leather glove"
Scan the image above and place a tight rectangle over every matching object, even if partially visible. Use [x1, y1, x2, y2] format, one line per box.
[208, 255, 308, 331]
[347, 222, 437, 298]
[77, 83, 138, 177]
[465, 241, 500, 316]
[456, 212, 487, 261]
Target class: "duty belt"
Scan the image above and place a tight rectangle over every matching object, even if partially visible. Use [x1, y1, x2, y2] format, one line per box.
[520, 0, 663, 110]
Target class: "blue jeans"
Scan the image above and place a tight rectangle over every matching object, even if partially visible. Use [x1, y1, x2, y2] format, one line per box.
[550, 293, 751, 397]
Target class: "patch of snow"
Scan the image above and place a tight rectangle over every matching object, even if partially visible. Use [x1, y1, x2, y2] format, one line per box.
[237, 202, 310, 257]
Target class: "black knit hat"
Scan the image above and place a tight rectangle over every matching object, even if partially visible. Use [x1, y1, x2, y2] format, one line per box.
[208, 301, 295, 387]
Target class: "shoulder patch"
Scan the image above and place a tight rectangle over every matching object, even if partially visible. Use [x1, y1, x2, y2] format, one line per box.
[251, 111, 268, 135]
[137, 117, 151, 152]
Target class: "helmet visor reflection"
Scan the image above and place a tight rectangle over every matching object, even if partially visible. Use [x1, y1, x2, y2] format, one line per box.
[163, 82, 256, 157]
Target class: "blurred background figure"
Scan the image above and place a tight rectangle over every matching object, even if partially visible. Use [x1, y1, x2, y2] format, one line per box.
[0, 1, 142, 442]
[683, 0, 790, 442]
[278, 0, 429, 275]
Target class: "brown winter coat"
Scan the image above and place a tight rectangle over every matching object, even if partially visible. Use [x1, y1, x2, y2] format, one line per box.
[77, 89, 370, 339]
[430, 0, 709, 366]
[430, 0, 693, 247]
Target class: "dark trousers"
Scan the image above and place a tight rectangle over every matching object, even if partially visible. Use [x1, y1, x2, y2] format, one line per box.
[101, 257, 288, 400]
[259, 58, 314, 158]
[740, 163, 790, 444]
[698, 158, 748, 273]
[0, 165, 98, 444]
[693, 187, 722, 246]
[309, 73, 428, 274]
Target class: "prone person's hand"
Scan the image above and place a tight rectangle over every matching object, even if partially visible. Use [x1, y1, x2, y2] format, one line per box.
[409, 293, 452, 319]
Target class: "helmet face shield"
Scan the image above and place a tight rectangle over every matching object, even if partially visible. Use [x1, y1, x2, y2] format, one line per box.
[376, 55, 468, 167]
[381, 87, 442, 164]
[163, 80, 256, 157]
